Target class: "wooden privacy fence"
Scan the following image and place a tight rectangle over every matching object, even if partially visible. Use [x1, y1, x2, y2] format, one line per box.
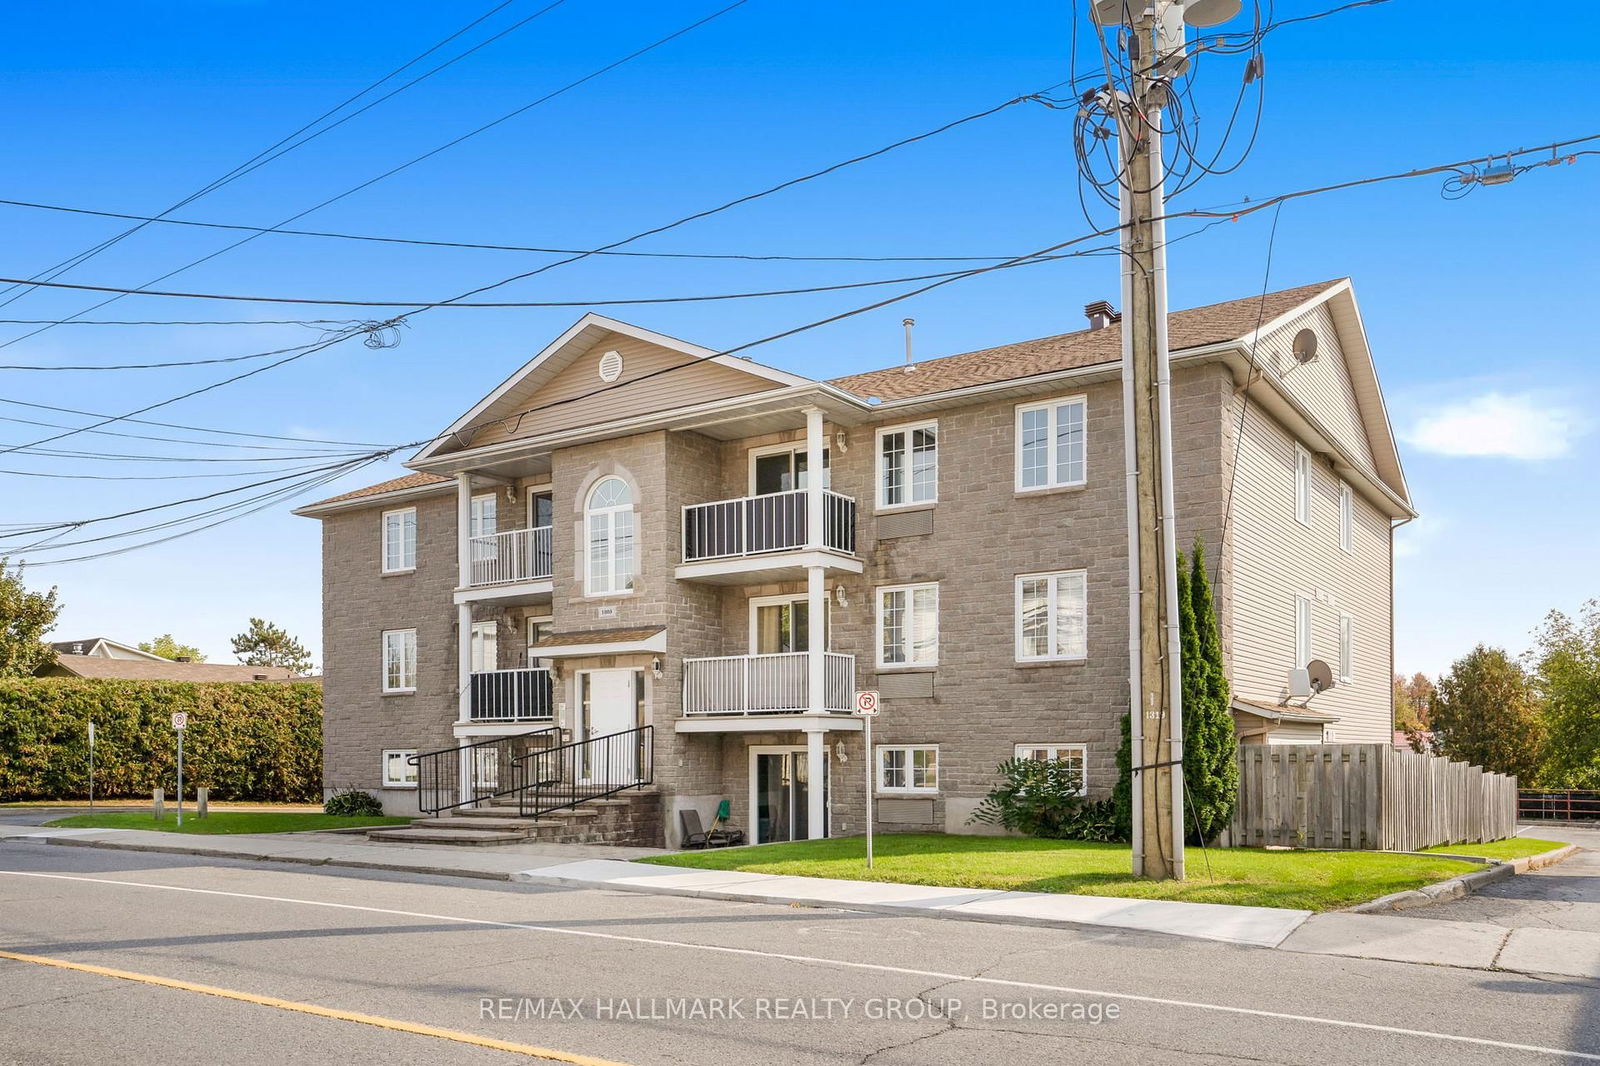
[1230, 744, 1519, 852]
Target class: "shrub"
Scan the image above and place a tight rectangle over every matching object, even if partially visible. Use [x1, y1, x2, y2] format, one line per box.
[969, 757, 1094, 839]
[324, 789, 383, 817]
[1062, 799, 1125, 843]
[0, 677, 321, 802]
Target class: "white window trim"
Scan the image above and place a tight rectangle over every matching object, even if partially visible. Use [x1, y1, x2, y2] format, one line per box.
[1294, 595, 1313, 669]
[747, 593, 829, 656]
[1014, 395, 1088, 492]
[1338, 481, 1355, 554]
[584, 477, 636, 598]
[876, 582, 939, 670]
[876, 744, 939, 794]
[1014, 569, 1089, 662]
[380, 507, 417, 574]
[1293, 444, 1312, 527]
[1338, 612, 1355, 684]
[874, 419, 939, 512]
[470, 620, 498, 674]
[747, 441, 830, 495]
[527, 486, 554, 529]
[381, 749, 417, 789]
[1014, 742, 1088, 796]
[381, 628, 417, 694]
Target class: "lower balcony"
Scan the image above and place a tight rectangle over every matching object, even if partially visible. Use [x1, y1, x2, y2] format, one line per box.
[468, 667, 555, 722]
[681, 651, 855, 717]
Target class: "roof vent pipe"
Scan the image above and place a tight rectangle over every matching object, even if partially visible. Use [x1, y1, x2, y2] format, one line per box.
[902, 318, 915, 371]
[1084, 300, 1121, 330]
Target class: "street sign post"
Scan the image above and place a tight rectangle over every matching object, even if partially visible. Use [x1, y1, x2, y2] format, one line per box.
[87, 720, 95, 812]
[854, 691, 880, 868]
[171, 712, 187, 827]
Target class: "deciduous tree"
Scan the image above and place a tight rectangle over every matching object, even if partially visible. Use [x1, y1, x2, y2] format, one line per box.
[138, 634, 206, 662]
[1530, 601, 1600, 788]
[1431, 645, 1543, 782]
[0, 559, 60, 678]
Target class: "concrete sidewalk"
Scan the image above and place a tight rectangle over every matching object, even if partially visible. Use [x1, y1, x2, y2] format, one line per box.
[5, 822, 1593, 978]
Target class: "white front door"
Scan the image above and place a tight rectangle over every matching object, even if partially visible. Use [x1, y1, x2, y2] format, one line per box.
[581, 669, 641, 783]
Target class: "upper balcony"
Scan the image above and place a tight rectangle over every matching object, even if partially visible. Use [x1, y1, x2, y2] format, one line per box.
[458, 526, 554, 604]
[677, 489, 861, 584]
[677, 651, 860, 734]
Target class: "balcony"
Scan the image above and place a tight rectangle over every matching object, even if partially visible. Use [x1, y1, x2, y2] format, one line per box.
[465, 527, 553, 589]
[468, 667, 555, 722]
[677, 490, 860, 584]
[681, 651, 854, 716]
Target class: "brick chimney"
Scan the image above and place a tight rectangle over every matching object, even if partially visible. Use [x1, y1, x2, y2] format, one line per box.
[1084, 300, 1121, 330]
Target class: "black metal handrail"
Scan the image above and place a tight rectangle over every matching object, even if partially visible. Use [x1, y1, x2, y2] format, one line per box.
[408, 726, 559, 816]
[514, 725, 653, 819]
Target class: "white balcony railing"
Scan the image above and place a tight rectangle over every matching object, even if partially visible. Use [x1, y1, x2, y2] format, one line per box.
[469, 667, 555, 721]
[467, 526, 553, 587]
[681, 490, 856, 563]
[682, 652, 854, 715]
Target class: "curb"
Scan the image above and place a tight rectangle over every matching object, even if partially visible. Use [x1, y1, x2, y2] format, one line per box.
[3, 833, 517, 883]
[1348, 845, 1578, 913]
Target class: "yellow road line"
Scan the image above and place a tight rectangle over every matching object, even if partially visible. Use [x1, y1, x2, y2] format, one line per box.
[0, 949, 629, 1066]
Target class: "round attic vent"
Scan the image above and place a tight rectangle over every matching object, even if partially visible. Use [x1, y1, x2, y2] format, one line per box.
[598, 350, 624, 383]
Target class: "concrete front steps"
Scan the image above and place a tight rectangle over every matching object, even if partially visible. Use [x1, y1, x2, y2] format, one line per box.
[366, 788, 662, 848]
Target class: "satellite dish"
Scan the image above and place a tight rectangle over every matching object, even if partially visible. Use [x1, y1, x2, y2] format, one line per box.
[1090, 0, 1128, 26]
[1157, 4, 1191, 75]
[1182, 0, 1242, 27]
[1291, 328, 1319, 364]
[1307, 659, 1336, 693]
[1287, 668, 1312, 699]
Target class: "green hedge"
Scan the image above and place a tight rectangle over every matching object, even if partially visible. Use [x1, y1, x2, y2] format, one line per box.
[0, 678, 322, 802]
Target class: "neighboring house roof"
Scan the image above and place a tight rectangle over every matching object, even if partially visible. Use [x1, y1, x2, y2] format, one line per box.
[828, 280, 1342, 402]
[50, 637, 168, 662]
[44, 655, 300, 683]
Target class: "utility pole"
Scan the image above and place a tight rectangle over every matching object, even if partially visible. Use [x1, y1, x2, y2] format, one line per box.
[1104, 0, 1187, 880]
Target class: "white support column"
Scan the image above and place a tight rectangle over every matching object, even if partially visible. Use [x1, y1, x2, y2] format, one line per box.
[804, 406, 825, 549]
[456, 472, 473, 589]
[805, 725, 827, 840]
[807, 565, 825, 714]
[457, 602, 473, 726]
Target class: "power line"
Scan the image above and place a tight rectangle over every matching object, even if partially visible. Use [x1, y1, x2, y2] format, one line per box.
[0, 0, 554, 310]
[0, 395, 391, 448]
[0, 0, 753, 354]
[0, 196, 1040, 265]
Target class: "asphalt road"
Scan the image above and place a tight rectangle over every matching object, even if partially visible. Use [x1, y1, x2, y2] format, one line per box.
[1, 841, 1597, 1065]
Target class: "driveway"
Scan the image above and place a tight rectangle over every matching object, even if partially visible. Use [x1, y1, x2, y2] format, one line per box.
[1405, 824, 1600, 933]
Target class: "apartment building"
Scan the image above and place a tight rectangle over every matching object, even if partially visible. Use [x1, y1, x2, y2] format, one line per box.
[295, 277, 1413, 847]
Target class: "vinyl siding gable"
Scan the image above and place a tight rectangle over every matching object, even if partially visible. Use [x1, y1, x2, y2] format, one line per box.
[1252, 304, 1376, 469]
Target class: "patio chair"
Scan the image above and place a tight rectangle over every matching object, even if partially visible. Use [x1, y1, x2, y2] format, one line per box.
[679, 808, 713, 849]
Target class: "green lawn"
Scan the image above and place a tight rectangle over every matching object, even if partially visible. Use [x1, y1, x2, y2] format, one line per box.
[46, 811, 409, 835]
[639, 833, 1482, 912]
[1421, 837, 1570, 861]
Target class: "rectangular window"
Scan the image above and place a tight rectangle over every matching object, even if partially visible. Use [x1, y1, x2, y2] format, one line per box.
[382, 629, 417, 693]
[751, 445, 830, 495]
[877, 583, 939, 668]
[1015, 570, 1088, 661]
[470, 620, 497, 673]
[1016, 396, 1087, 491]
[876, 421, 938, 509]
[470, 493, 498, 538]
[877, 745, 938, 793]
[1294, 596, 1312, 669]
[381, 750, 417, 789]
[530, 491, 553, 530]
[1339, 613, 1355, 683]
[1338, 482, 1354, 553]
[1015, 743, 1088, 796]
[750, 595, 828, 655]
[381, 508, 417, 573]
[1294, 445, 1312, 526]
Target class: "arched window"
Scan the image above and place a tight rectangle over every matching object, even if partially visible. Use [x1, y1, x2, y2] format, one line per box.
[586, 477, 635, 595]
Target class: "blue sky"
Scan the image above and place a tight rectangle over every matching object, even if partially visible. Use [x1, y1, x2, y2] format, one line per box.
[1, 0, 1596, 678]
